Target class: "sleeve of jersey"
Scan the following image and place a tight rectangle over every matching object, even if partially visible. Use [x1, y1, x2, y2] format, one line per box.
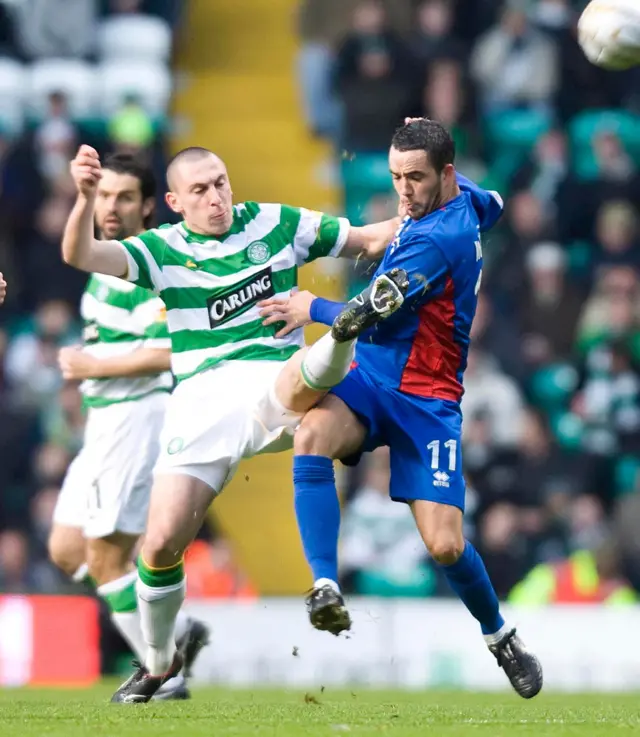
[119, 231, 164, 293]
[134, 298, 171, 350]
[392, 234, 451, 307]
[285, 205, 350, 266]
[455, 172, 504, 232]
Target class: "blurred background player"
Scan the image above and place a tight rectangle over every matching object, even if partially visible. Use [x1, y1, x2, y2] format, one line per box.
[274, 119, 543, 699]
[61, 144, 406, 702]
[49, 153, 208, 700]
[0, 273, 6, 305]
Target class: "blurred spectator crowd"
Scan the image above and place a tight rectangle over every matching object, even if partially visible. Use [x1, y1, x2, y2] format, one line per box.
[297, 0, 640, 603]
[0, 0, 183, 592]
[2, 0, 640, 609]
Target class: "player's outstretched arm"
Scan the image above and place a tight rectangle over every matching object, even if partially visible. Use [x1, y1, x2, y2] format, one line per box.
[59, 346, 171, 380]
[61, 145, 129, 277]
[342, 216, 401, 260]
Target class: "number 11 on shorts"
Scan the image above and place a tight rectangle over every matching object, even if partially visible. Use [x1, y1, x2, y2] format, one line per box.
[427, 439, 457, 471]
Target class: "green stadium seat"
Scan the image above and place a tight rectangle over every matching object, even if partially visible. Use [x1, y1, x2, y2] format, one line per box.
[340, 152, 391, 192]
[529, 362, 580, 411]
[483, 108, 554, 182]
[569, 109, 640, 179]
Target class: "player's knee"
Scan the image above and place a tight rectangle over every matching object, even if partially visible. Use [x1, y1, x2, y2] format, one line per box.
[294, 417, 330, 456]
[427, 536, 464, 566]
[141, 530, 185, 569]
[48, 531, 83, 578]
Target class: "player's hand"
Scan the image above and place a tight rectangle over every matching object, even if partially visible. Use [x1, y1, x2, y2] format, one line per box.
[70, 145, 102, 197]
[404, 117, 427, 125]
[258, 290, 316, 338]
[0, 272, 6, 305]
[58, 345, 99, 380]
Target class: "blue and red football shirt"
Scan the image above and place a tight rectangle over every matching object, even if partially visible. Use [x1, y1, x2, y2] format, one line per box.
[353, 173, 503, 402]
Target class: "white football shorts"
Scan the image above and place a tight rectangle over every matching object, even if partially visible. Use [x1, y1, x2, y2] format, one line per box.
[53, 390, 168, 538]
[153, 360, 303, 493]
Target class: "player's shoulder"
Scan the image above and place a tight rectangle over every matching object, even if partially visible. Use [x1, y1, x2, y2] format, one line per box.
[237, 201, 263, 219]
[423, 197, 482, 250]
[126, 223, 178, 247]
[89, 272, 137, 293]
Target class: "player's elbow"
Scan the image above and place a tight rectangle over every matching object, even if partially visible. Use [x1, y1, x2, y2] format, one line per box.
[61, 237, 94, 272]
[61, 243, 86, 270]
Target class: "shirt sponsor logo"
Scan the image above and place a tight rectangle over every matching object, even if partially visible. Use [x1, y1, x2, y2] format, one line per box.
[207, 267, 275, 328]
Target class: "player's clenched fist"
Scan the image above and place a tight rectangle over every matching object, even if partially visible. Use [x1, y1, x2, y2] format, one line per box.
[70, 145, 102, 196]
[58, 345, 98, 381]
[0, 272, 6, 305]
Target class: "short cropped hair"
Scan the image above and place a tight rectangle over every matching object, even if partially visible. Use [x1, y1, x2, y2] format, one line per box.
[391, 119, 455, 173]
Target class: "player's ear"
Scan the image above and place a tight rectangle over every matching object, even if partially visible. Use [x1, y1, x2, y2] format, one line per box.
[142, 196, 155, 221]
[165, 191, 182, 215]
[442, 163, 456, 183]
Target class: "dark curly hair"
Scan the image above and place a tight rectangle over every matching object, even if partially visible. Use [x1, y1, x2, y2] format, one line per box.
[391, 119, 455, 174]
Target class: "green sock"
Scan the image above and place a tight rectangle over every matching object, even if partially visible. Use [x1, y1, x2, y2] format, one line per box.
[97, 571, 146, 660]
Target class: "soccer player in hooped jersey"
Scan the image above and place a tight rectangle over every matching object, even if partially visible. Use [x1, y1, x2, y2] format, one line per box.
[266, 119, 544, 699]
[50, 153, 208, 700]
[62, 144, 408, 702]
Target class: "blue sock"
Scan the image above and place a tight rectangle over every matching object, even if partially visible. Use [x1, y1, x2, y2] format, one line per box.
[293, 455, 340, 584]
[440, 541, 505, 635]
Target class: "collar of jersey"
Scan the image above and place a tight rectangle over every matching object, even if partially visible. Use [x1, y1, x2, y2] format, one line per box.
[180, 206, 247, 245]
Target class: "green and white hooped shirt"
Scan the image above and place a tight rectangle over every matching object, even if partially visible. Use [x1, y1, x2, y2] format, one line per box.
[119, 202, 349, 384]
[80, 273, 173, 408]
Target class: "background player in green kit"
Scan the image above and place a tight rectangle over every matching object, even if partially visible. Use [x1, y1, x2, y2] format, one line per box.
[50, 153, 208, 700]
[62, 144, 407, 703]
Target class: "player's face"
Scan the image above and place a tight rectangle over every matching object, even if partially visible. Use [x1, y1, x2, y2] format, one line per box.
[165, 155, 234, 236]
[95, 169, 153, 240]
[389, 147, 454, 220]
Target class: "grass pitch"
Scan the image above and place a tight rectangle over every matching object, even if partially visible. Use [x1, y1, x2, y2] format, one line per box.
[0, 684, 638, 736]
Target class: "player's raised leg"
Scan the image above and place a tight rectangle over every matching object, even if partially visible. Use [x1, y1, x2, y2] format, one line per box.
[111, 472, 217, 704]
[260, 268, 409, 417]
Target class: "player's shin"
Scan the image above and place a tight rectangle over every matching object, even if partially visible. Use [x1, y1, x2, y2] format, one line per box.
[137, 557, 186, 676]
[97, 569, 193, 663]
[98, 570, 147, 660]
[300, 331, 355, 392]
[293, 455, 341, 590]
[439, 540, 507, 638]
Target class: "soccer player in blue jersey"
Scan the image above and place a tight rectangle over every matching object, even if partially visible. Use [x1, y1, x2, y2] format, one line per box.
[268, 119, 543, 699]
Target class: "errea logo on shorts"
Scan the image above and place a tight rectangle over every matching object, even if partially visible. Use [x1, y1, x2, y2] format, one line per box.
[207, 267, 276, 328]
[433, 471, 450, 488]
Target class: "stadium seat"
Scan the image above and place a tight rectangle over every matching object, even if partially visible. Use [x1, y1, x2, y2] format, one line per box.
[341, 153, 394, 225]
[97, 60, 172, 120]
[483, 108, 554, 182]
[569, 109, 640, 180]
[27, 59, 97, 122]
[528, 362, 580, 412]
[0, 57, 27, 135]
[97, 15, 173, 63]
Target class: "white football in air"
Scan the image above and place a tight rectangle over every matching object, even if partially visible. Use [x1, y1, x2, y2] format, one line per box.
[578, 0, 640, 69]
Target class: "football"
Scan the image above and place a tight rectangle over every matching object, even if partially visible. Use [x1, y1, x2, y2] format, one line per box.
[578, 0, 640, 70]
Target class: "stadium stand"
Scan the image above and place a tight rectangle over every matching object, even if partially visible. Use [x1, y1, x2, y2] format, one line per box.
[1, 0, 640, 625]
